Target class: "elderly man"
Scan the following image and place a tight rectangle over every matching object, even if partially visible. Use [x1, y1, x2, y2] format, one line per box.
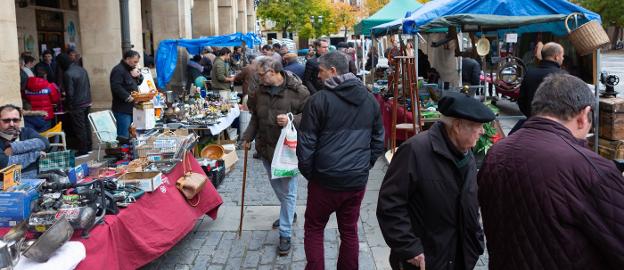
[377, 92, 494, 270]
[298, 51, 384, 270]
[0, 105, 49, 178]
[282, 53, 305, 79]
[242, 57, 309, 255]
[302, 39, 330, 94]
[478, 74, 624, 269]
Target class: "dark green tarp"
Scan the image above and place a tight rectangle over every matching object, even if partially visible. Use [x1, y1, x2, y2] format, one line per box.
[354, 0, 421, 36]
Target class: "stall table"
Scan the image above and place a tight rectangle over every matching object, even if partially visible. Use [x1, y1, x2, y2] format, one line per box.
[1, 152, 222, 270]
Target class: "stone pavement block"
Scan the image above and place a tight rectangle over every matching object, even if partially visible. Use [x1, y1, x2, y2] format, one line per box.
[292, 244, 306, 262]
[158, 262, 176, 270]
[179, 250, 200, 265]
[275, 249, 293, 265]
[324, 228, 338, 242]
[198, 245, 217, 256]
[290, 261, 306, 269]
[248, 235, 265, 251]
[193, 254, 211, 267]
[230, 241, 247, 258]
[204, 231, 224, 246]
[224, 257, 242, 270]
[175, 264, 191, 270]
[325, 259, 337, 269]
[264, 230, 280, 245]
[370, 246, 392, 270]
[358, 243, 376, 270]
[260, 245, 277, 264]
[324, 243, 338, 260]
[191, 263, 208, 270]
[211, 247, 231, 265]
[243, 250, 261, 268]
[206, 265, 224, 270]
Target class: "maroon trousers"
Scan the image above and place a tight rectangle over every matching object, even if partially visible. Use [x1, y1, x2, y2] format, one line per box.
[304, 180, 366, 270]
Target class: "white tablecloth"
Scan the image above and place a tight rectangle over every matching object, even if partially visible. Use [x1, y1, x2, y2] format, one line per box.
[208, 105, 240, 135]
[16, 241, 86, 270]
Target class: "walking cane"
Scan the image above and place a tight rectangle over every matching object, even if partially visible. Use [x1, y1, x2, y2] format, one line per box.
[237, 145, 249, 238]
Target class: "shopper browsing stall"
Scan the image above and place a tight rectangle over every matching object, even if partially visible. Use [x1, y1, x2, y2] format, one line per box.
[110, 50, 143, 138]
[0, 104, 49, 178]
[478, 74, 624, 269]
[211, 48, 235, 90]
[242, 57, 309, 256]
[58, 53, 92, 156]
[377, 92, 494, 270]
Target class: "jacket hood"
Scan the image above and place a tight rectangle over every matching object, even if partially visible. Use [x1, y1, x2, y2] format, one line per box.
[325, 74, 367, 105]
[26, 77, 50, 92]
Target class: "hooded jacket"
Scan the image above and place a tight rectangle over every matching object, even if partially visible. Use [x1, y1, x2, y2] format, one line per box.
[297, 74, 384, 191]
[24, 77, 60, 120]
[241, 71, 309, 162]
[478, 117, 624, 270]
[57, 54, 91, 110]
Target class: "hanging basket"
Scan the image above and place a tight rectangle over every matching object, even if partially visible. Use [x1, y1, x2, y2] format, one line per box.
[565, 13, 610, 56]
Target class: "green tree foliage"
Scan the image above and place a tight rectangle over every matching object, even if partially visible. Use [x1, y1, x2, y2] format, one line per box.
[257, 0, 335, 39]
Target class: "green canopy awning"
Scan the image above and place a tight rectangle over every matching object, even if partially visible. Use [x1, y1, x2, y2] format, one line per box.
[354, 0, 422, 36]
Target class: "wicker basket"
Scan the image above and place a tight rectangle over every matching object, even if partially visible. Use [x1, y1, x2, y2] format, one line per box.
[565, 13, 610, 56]
[131, 90, 158, 103]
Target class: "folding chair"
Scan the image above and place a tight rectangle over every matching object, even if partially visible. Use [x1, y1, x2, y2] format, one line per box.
[88, 110, 118, 161]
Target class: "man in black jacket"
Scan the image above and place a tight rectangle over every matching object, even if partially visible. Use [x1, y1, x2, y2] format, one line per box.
[57, 53, 92, 156]
[512, 42, 566, 134]
[377, 92, 494, 270]
[110, 50, 142, 138]
[297, 51, 384, 270]
[302, 39, 330, 94]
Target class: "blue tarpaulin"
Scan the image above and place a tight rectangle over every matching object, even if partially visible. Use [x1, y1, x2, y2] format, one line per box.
[372, 0, 602, 36]
[156, 32, 261, 88]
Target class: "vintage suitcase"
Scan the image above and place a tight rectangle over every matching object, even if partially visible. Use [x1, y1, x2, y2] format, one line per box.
[588, 135, 624, 160]
[599, 97, 624, 140]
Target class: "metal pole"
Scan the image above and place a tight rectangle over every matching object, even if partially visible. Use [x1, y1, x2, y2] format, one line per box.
[119, 0, 132, 53]
[457, 28, 463, 87]
[413, 33, 420, 132]
[594, 49, 601, 153]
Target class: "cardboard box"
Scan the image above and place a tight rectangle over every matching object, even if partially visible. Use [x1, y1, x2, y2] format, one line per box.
[221, 144, 238, 173]
[133, 107, 156, 130]
[118, 172, 163, 192]
[0, 164, 22, 191]
[0, 180, 41, 227]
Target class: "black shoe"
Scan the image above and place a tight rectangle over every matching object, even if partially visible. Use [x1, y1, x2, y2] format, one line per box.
[252, 152, 260, 159]
[272, 213, 297, 229]
[278, 237, 291, 256]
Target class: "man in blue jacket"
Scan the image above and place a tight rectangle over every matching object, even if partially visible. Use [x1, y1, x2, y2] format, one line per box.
[297, 51, 384, 270]
[0, 105, 49, 178]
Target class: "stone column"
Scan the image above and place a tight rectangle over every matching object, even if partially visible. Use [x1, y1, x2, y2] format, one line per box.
[192, 0, 220, 37]
[0, 1, 21, 106]
[78, 0, 143, 110]
[246, 0, 256, 34]
[218, 0, 237, 34]
[151, 0, 193, 91]
[236, 0, 247, 33]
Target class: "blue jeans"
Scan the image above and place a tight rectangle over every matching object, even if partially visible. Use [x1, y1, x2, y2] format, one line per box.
[262, 159, 298, 238]
[113, 112, 132, 138]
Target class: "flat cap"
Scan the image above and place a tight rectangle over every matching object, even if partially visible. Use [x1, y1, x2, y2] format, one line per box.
[438, 92, 496, 123]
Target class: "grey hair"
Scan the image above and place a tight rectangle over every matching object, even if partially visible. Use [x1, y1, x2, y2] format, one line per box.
[318, 51, 350, 75]
[256, 55, 283, 73]
[541, 42, 563, 60]
[439, 115, 459, 126]
[531, 73, 594, 121]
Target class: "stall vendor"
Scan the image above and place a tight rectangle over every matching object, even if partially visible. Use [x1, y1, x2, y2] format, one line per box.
[0, 104, 49, 178]
[377, 92, 495, 270]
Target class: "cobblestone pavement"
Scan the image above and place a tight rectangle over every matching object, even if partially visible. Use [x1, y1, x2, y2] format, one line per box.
[140, 148, 490, 270]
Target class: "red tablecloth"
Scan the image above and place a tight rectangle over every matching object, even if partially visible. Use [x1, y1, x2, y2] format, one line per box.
[73, 152, 222, 270]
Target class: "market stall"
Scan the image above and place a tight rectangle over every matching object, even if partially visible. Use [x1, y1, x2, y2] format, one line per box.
[369, 0, 608, 160]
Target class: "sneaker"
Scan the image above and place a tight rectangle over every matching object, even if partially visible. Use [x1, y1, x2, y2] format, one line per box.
[272, 213, 297, 229]
[278, 237, 291, 256]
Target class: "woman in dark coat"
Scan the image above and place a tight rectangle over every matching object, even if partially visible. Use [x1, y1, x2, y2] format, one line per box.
[377, 92, 495, 270]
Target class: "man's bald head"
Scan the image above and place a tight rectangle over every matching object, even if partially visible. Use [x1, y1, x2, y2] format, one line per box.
[541, 42, 564, 65]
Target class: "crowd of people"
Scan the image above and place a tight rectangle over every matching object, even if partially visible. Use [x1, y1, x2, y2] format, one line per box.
[5, 37, 624, 270]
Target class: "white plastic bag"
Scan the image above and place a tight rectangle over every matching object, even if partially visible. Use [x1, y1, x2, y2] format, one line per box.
[271, 113, 299, 179]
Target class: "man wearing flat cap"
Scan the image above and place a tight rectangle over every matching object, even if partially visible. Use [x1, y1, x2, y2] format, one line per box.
[377, 92, 494, 270]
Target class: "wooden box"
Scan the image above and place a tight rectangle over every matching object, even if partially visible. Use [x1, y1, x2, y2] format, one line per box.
[588, 135, 624, 160]
[599, 97, 624, 140]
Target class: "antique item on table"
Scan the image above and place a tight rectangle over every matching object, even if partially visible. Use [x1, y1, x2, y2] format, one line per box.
[3, 221, 27, 243]
[130, 89, 158, 103]
[0, 165, 22, 191]
[23, 216, 73, 263]
[565, 12, 610, 56]
[200, 144, 225, 160]
[599, 97, 624, 141]
[127, 158, 150, 172]
[0, 238, 21, 269]
[600, 72, 620, 98]
[176, 154, 207, 206]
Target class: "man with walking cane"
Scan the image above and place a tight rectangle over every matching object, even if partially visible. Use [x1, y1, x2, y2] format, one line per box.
[241, 56, 309, 255]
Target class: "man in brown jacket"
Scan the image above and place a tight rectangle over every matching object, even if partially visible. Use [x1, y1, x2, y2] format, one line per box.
[242, 56, 309, 255]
